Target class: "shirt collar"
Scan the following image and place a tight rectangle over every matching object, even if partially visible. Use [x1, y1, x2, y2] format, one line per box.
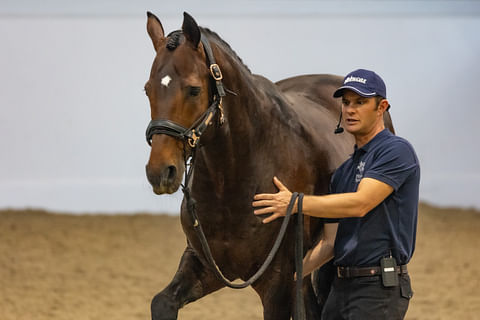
[353, 128, 392, 155]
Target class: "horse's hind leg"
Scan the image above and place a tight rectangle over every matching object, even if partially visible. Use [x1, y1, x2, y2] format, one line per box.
[151, 246, 224, 320]
[303, 277, 324, 319]
[253, 271, 324, 320]
[253, 272, 293, 320]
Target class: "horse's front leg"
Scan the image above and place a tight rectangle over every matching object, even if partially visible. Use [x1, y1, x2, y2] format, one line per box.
[151, 245, 224, 320]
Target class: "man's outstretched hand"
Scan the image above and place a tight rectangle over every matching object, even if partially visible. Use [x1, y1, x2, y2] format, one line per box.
[252, 176, 295, 224]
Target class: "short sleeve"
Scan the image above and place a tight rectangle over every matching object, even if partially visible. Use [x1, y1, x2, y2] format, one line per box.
[364, 139, 419, 191]
[324, 169, 341, 223]
[329, 164, 346, 194]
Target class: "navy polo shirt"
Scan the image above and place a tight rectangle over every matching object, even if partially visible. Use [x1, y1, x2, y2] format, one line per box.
[330, 129, 420, 267]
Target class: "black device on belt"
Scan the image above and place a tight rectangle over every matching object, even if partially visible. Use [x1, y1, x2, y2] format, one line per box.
[380, 256, 399, 287]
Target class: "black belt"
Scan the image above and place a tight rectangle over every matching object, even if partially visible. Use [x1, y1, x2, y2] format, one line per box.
[336, 264, 408, 279]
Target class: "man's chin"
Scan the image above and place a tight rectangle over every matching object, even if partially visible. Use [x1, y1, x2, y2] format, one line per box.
[344, 126, 359, 134]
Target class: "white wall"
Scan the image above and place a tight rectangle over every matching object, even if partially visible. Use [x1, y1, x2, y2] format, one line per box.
[1, 1, 479, 213]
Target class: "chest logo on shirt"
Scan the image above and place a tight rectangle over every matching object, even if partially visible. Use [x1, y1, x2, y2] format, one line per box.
[355, 161, 365, 183]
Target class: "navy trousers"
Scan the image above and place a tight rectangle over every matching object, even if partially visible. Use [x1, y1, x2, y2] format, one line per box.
[321, 273, 413, 320]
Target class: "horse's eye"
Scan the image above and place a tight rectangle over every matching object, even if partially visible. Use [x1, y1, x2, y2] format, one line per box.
[189, 86, 201, 96]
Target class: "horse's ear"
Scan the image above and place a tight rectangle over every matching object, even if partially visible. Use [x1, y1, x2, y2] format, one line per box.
[146, 11, 165, 51]
[182, 12, 200, 48]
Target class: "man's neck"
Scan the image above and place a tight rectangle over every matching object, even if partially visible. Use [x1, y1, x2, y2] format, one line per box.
[355, 124, 385, 148]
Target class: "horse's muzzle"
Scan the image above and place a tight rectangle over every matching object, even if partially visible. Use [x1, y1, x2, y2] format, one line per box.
[146, 164, 181, 194]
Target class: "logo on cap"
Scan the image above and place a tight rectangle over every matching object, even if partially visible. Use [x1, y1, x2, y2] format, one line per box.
[344, 76, 367, 84]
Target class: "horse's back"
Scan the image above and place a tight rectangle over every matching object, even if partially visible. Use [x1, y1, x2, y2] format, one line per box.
[275, 74, 354, 172]
[276, 74, 395, 136]
[276, 74, 343, 115]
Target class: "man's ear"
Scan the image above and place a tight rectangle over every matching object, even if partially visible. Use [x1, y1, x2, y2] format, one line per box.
[378, 99, 389, 114]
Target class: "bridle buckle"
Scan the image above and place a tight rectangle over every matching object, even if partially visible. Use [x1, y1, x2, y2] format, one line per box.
[210, 64, 223, 81]
[188, 130, 200, 148]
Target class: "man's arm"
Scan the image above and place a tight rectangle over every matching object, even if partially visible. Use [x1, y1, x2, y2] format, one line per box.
[301, 222, 338, 278]
[252, 176, 393, 223]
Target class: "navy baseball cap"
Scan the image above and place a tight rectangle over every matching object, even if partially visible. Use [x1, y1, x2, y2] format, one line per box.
[333, 69, 387, 99]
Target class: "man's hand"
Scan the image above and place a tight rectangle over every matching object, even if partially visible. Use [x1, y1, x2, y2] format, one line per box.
[252, 177, 295, 224]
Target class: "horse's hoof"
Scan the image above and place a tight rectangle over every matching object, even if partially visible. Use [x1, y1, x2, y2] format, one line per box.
[151, 293, 179, 320]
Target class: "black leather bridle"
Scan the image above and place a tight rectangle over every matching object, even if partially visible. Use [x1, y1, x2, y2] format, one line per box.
[145, 34, 226, 148]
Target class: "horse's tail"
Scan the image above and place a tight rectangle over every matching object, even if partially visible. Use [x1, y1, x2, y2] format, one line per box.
[384, 110, 396, 135]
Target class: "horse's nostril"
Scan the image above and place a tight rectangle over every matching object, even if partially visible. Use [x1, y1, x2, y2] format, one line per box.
[167, 165, 177, 181]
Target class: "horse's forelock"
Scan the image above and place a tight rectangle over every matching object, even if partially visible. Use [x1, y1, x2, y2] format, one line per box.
[166, 30, 183, 51]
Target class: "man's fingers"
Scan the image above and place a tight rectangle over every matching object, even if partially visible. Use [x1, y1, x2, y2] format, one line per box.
[253, 207, 275, 215]
[253, 193, 275, 200]
[262, 213, 281, 224]
[273, 176, 288, 191]
[252, 200, 275, 208]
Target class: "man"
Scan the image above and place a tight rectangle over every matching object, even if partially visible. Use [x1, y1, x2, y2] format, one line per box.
[252, 69, 420, 319]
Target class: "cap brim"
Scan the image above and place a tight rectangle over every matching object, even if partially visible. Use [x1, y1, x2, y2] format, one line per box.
[333, 85, 377, 98]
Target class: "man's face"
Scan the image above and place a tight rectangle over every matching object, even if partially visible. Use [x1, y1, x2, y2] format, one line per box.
[341, 90, 383, 136]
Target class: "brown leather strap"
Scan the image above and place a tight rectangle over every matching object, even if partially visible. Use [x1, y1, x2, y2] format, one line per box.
[337, 264, 408, 279]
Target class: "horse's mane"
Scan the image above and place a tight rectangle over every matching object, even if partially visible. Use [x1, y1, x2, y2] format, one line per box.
[165, 28, 251, 74]
[200, 28, 252, 74]
[164, 28, 306, 137]
[194, 31, 302, 135]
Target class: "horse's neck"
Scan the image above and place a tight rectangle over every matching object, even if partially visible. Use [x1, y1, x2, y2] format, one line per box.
[198, 52, 292, 182]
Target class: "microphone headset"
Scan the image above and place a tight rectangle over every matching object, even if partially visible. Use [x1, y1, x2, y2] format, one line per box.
[334, 112, 344, 134]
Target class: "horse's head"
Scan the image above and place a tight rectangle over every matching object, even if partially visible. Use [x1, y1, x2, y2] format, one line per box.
[144, 12, 218, 194]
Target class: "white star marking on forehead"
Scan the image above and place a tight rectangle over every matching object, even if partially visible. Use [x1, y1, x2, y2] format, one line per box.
[161, 75, 172, 87]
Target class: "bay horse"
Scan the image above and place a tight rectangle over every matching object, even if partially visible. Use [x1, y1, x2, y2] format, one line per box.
[144, 12, 395, 320]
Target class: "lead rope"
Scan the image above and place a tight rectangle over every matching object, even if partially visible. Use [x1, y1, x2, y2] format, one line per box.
[295, 193, 305, 320]
[181, 147, 305, 318]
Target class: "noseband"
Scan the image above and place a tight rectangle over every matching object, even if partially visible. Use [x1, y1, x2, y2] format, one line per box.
[145, 33, 226, 148]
